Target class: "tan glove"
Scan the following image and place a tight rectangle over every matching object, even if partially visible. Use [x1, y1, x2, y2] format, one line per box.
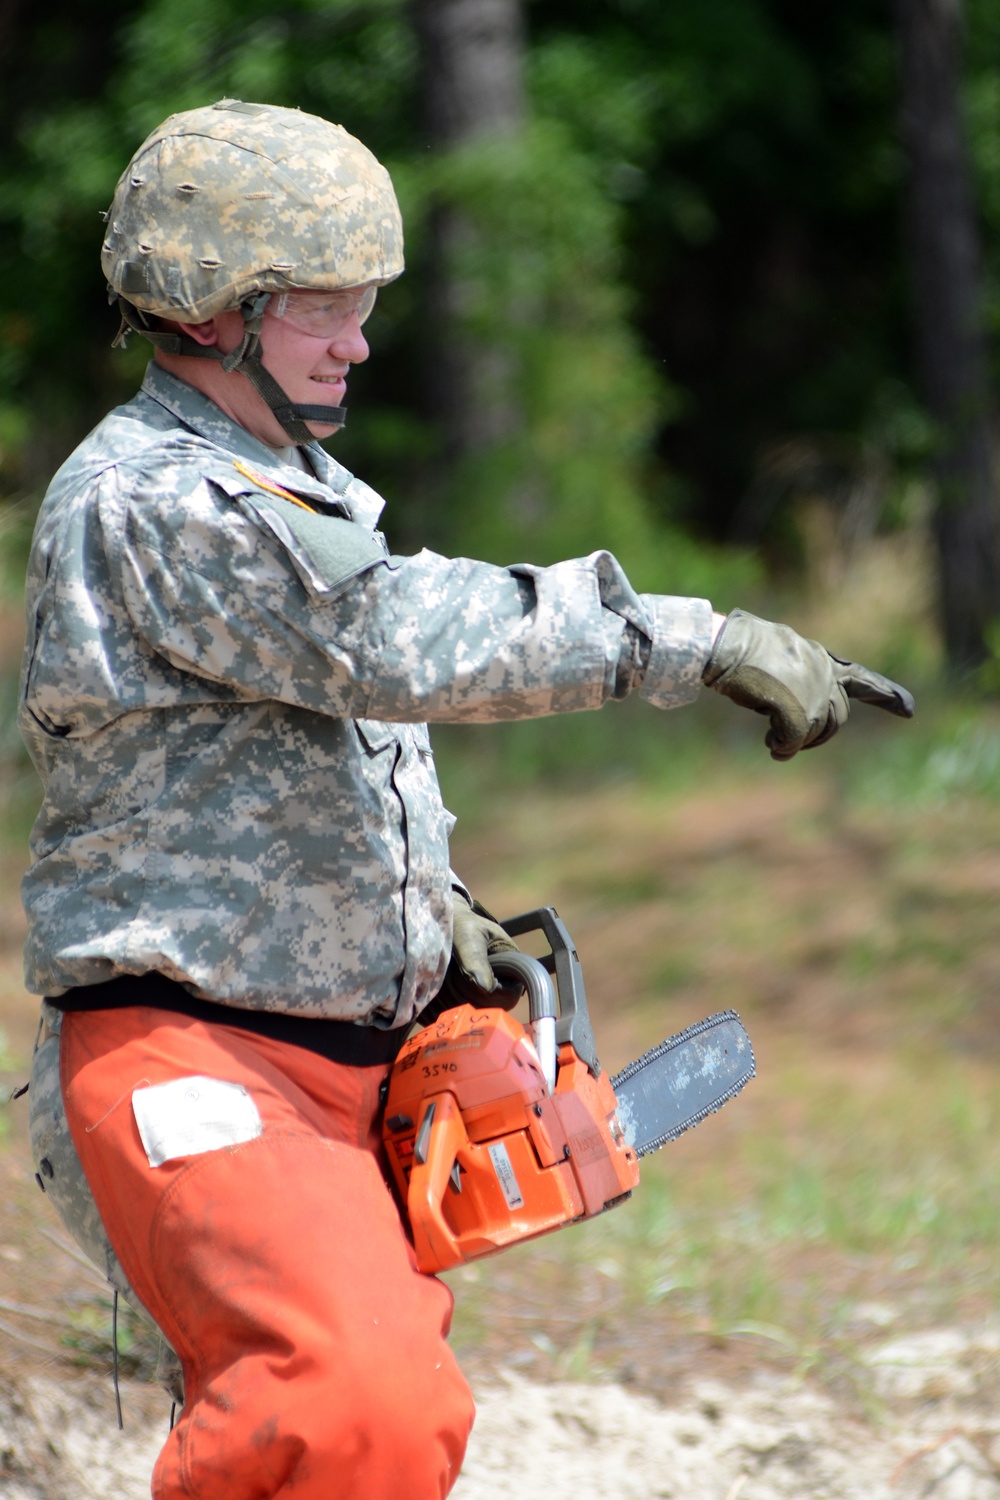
[418, 893, 521, 1021]
[703, 608, 915, 761]
[446, 893, 520, 1002]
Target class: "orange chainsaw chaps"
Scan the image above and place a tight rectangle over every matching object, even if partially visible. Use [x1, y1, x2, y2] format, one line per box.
[383, 1005, 641, 1274]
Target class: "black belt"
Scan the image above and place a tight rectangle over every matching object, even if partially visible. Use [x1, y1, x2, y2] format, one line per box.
[47, 972, 408, 1068]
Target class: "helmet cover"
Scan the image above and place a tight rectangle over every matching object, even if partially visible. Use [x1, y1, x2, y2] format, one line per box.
[102, 99, 404, 322]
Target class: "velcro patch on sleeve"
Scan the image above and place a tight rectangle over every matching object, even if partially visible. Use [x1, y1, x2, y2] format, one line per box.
[238, 490, 390, 596]
[132, 1076, 262, 1168]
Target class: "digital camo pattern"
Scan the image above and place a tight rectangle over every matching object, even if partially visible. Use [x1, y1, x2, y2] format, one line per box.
[29, 1005, 136, 1302]
[29, 1008, 185, 1402]
[102, 100, 404, 322]
[19, 361, 711, 1022]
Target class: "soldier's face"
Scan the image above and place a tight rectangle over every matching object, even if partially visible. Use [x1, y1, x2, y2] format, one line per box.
[255, 290, 372, 428]
[167, 289, 371, 447]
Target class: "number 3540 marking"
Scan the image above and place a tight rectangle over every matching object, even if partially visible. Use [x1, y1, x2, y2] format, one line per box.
[422, 1061, 459, 1078]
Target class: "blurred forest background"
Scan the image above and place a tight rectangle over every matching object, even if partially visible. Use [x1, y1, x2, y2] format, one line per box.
[1, 0, 999, 814]
[0, 0, 998, 655]
[2, 0, 1000, 1414]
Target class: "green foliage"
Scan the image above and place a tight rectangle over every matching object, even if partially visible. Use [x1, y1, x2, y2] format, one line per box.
[386, 104, 762, 586]
[0, 0, 996, 648]
[398, 119, 680, 573]
[851, 702, 1000, 808]
[2, 0, 768, 592]
[967, 0, 1000, 340]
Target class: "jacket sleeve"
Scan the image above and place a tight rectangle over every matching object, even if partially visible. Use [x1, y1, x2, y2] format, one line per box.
[118, 463, 712, 724]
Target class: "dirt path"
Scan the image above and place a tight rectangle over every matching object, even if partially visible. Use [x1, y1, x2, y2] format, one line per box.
[5, 1343, 1000, 1500]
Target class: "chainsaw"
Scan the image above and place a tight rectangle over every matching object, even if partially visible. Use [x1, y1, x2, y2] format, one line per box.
[383, 907, 755, 1274]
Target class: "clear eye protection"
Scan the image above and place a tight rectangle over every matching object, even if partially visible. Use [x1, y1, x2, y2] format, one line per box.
[271, 286, 378, 337]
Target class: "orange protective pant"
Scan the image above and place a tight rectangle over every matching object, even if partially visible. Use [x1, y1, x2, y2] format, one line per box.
[60, 1005, 475, 1500]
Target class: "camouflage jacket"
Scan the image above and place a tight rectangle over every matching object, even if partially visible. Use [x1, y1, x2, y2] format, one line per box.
[19, 363, 711, 1026]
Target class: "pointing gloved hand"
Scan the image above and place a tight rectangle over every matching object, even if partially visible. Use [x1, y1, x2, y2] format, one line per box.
[702, 608, 915, 761]
[419, 893, 522, 1023]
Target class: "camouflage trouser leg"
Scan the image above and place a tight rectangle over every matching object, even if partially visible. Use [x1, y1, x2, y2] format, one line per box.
[28, 1002, 185, 1406]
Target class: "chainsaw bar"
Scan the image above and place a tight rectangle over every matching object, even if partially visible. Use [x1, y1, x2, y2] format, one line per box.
[610, 1010, 755, 1158]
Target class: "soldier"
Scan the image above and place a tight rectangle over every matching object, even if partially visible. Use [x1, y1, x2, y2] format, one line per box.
[20, 101, 913, 1500]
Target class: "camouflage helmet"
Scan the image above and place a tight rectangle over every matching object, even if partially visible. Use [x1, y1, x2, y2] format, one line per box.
[102, 99, 404, 321]
[102, 100, 403, 442]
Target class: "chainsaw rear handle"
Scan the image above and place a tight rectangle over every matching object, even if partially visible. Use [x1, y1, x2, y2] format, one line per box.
[497, 906, 600, 1077]
[489, 950, 557, 1094]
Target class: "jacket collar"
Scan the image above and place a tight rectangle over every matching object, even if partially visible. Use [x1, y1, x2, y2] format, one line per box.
[139, 362, 356, 508]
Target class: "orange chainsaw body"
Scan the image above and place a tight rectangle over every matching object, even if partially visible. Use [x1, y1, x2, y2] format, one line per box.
[383, 1003, 640, 1274]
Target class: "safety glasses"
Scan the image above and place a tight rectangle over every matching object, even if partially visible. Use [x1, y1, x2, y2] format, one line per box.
[270, 286, 378, 338]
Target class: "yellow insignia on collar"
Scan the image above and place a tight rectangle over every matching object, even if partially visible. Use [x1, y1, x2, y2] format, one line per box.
[233, 459, 317, 513]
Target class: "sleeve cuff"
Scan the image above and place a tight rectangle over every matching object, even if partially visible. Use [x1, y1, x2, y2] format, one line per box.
[637, 594, 714, 710]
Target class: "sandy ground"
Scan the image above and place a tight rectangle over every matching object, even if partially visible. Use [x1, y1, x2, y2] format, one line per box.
[5, 1337, 1000, 1499]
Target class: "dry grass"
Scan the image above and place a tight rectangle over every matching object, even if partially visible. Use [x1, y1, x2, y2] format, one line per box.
[436, 751, 1000, 1405]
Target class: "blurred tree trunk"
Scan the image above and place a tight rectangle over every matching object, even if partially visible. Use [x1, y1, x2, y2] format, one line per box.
[893, 0, 1000, 673]
[411, 0, 526, 479]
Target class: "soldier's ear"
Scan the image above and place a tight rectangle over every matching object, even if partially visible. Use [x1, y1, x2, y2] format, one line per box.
[173, 318, 222, 347]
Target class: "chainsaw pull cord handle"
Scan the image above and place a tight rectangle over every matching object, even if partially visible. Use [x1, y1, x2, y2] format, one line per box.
[489, 951, 558, 1094]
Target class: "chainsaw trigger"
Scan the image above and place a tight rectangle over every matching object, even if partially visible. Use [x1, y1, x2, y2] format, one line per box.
[449, 1162, 462, 1194]
[413, 1100, 436, 1165]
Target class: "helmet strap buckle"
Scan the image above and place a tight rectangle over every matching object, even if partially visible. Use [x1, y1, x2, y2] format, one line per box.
[221, 291, 272, 373]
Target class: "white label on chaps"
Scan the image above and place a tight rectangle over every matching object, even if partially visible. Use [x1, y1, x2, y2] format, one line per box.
[132, 1076, 262, 1168]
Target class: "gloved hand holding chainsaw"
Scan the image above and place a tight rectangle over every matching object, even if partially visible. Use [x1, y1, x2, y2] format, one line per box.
[702, 608, 914, 761]
[417, 892, 522, 1025]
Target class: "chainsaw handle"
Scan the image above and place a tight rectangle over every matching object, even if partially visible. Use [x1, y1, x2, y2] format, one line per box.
[489, 951, 557, 1093]
[407, 1091, 469, 1274]
[489, 951, 556, 1020]
[498, 906, 600, 1077]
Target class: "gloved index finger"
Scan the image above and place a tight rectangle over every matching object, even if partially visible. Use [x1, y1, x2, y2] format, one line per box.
[834, 660, 915, 718]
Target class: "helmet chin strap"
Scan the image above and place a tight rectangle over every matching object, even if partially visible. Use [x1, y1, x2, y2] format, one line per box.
[112, 291, 347, 443]
[235, 349, 347, 445]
